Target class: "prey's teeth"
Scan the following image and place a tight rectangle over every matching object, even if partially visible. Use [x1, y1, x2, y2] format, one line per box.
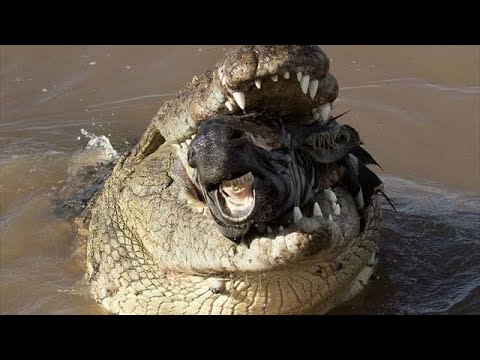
[325, 189, 338, 203]
[232, 91, 246, 110]
[271, 75, 279, 82]
[313, 202, 323, 217]
[293, 206, 303, 223]
[254, 79, 262, 89]
[309, 79, 319, 100]
[296, 71, 303, 82]
[313, 112, 321, 121]
[320, 103, 332, 121]
[328, 214, 333, 222]
[225, 100, 234, 111]
[283, 71, 290, 79]
[266, 226, 273, 234]
[279, 226, 285, 232]
[333, 203, 341, 216]
[300, 74, 310, 95]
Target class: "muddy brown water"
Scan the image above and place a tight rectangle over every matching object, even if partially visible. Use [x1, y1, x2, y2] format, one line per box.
[1, 45, 479, 314]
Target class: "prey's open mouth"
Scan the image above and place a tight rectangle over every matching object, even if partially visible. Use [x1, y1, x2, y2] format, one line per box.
[216, 172, 256, 223]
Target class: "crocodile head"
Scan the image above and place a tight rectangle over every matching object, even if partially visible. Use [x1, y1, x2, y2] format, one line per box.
[85, 45, 385, 315]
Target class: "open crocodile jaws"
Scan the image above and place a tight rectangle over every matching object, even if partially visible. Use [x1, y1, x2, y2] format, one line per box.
[85, 45, 383, 315]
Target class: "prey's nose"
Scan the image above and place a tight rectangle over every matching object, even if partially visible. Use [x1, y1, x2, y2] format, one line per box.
[188, 120, 250, 186]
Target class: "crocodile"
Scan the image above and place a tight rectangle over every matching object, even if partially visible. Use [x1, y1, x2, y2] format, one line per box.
[82, 45, 386, 314]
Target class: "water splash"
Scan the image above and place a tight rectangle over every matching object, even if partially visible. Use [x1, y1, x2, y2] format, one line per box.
[79, 128, 118, 163]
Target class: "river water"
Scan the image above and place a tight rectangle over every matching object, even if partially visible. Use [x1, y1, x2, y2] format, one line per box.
[1, 45, 479, 314]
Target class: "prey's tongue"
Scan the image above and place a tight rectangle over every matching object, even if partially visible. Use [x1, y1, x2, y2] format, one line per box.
[222, 186, 252, 205]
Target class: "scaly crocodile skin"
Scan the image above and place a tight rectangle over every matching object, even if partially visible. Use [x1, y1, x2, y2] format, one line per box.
[85, 145, 381, 315]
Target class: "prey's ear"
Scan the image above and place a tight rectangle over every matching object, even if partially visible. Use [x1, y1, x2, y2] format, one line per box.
[292, 122, 361, 164]
[350, 145, 383, 171]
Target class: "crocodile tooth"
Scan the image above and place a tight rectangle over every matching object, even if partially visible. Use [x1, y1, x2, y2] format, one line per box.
[325, 188, 337, 203]
[309, 79, 319, 100]
[225, 100, 234, 111]
[320, 103, 332, 121]
[283, 71, 290, 79]
[312, 108, 317, 114]
[313, 112, 321, 121]
[300, 75, 310, 95]
[191, 134, 196, 140]
[185, 139, 191, 146]
[313, 202, 323, 217]
[293, 206, 303, 223]
[296, 71, 303, 82]
[232, 91, 246, 110]
[279, 226, 285, 232]
[328, 214, 333, 222]
[271, 75, 278, 82]
[333, 203, 341, 216]
[355, 189, 365, 209]
[331, 191, 338, 202]
[266, 226, 273, 234]
[254, 79, 262, 89]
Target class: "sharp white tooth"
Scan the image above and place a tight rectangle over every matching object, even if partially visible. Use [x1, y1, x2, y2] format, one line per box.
[293, 206, 303, 223]
[320, 103, 332, 121]
[266, 226, 273, 234]
[313, 112, 321, 121]
[254, 79, 262, 89]
[328, 214, 333, 222]
[232, 91, 246, 110]
[191, 134, 196, 140]
[333, 203, 341, 216]
[325, 189, 338, 203]
[300, 75, 310, 95]
[279, 226, 284, 232]
[271, 75, 279, 82]
[309, 79, 319, 100]
[225, 100, 234, 111]
[221, 77, 227, 87]
[355, 189, 365, 209]
[283, 71, 290, 79]
[331, 201, 337, 211]
[296, 71, 303, 82]
[185, 139, 191, 145]
[312, 108, 317, 114]
[313, 202, 323, 217]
